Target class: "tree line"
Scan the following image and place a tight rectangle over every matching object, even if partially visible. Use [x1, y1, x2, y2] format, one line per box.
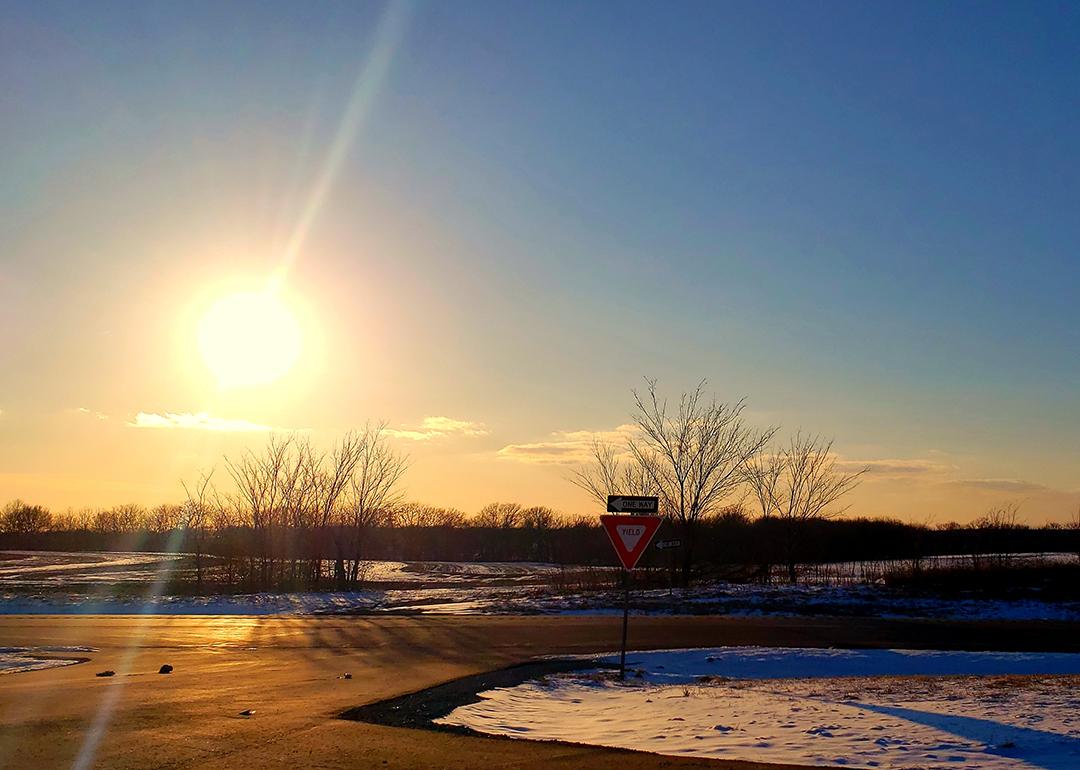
[2, 381, 1077, 591]
[2, 496, 1077, 587]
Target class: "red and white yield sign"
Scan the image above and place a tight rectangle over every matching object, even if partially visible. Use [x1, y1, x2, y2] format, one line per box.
[601, 514, 663, 570]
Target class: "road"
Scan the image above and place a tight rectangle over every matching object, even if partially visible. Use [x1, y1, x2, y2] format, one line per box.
[1, 614, 1078, 769]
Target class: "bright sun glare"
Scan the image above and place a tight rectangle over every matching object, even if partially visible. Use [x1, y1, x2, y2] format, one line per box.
[197, 290, 302, 388]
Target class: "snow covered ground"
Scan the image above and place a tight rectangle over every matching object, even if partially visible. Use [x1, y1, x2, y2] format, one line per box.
[0, 646, 95, 674]
[0, 551, 191, 587]
[1, 550, 1078, 620]
[438, 647, 1080, 769]
[0, 551, 558, 589]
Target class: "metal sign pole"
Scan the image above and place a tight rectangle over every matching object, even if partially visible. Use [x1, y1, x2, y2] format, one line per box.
[619, 567, 629, 679]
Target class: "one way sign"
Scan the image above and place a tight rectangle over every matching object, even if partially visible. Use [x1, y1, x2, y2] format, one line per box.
[606, 495, 659, 514]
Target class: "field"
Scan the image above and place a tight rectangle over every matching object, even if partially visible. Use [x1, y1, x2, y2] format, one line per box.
[2, 550, 1079, 621]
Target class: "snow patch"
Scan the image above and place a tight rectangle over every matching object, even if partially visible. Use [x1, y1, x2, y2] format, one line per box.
[0, 645, 96, 674]
[438, 647, 1080, 769]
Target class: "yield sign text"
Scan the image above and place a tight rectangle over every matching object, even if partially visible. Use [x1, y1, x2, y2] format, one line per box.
[600, 514, 663, 570]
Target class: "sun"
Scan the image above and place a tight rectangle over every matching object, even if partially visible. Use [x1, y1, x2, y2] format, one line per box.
[196, 290, 302, 388]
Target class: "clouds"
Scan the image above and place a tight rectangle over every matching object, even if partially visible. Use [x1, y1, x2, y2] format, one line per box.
[385, 416, 488, 442]
[497, 424, 638, 464]
[838, 458, 1063, 497]
[75, 407, 109, 421]
[835, 457, 956, 478]
[128, 412, 276, 433]
[945, 478, 1053, 494]
[114, 410, 490, 439]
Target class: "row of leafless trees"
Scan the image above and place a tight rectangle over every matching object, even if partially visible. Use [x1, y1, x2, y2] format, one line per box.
[178, 423, 408, 589]
[0, 498, 583, 537]
[0, 500, 192, 535]
[571, 379, 868, 582]
[0, 419, 603, 590]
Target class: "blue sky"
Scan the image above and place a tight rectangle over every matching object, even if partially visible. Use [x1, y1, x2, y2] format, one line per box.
[1, 1, 1078, 519]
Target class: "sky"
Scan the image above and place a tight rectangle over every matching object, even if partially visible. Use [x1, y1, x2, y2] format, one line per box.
[1, 0, 1078, 523]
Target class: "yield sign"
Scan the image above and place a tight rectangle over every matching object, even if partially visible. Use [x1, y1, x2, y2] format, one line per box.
[600, 514, 663, 570]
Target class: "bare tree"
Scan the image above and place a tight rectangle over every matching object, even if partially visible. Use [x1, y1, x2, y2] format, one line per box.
[521, 506, 559, 529]
[969, 501, 1025, 568]
[340, 422, 408, 586]
[570, 439, 657, 507]
[773, 433, 867, 582]
[972, 501, 1023, 530]
[475, 502, 524, 528]
[181, 470, 216, 590]
[741, 450, 786, 582]
[743, 451, 785, 520]
[630, 379, 776, 582]
[92, 503, 146, 534]
[147, 504, 184, 534]
[0, 500, 53, 534]
[225, 435, 295, 588]
[305, 433, 366, 586]
[393, 503, 468, 528]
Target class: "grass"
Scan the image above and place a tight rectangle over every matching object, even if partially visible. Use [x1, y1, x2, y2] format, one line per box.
[882, 560, 1080, 600]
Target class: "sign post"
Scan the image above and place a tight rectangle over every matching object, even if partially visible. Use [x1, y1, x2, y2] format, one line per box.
[601, 496, 662, 679]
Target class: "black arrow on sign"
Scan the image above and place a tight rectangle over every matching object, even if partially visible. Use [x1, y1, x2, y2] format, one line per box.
[606, 495, 659, 514]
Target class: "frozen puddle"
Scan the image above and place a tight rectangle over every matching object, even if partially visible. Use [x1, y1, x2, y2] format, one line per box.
[437, 647, 1080, 769]
[0, 646, 95, 674]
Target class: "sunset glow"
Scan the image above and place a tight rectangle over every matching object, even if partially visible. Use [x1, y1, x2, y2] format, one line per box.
[1, 1, 1077, 522]
[3, 5, 1080, 769]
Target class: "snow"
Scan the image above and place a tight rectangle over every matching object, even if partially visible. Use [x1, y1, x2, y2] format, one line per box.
[1, 550, 1077, 620]
[438, 647, 1080, 769]
[0, 646, 95, 674]
[0, 551, 189, 587]
[600, 646, 1080, 683]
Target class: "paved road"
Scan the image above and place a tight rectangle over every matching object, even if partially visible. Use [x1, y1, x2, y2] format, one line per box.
[1, 615, 1078, 769]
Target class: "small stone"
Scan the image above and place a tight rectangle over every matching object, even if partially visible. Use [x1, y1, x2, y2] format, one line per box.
[239, 709, 255, 717]
[159, 664, 173, 674]
[96, 670, 115, 677]
[343, 673, 352, 680]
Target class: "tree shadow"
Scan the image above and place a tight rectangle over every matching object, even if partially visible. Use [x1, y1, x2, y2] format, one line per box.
[852, 701, 1080, 770]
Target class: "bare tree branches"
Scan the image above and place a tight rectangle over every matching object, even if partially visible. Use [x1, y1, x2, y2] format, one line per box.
[777, 433, 866, 524]
[742, 450, 785, 520]
[209, 424, 410, 589]
[571, 379, 776, 582]
[181, 469, 216, 588]
[629, 379, 776, 528]
[569, 439, 656, 506]
[762, 432, 867, 582]
[475, 502, 524, 528]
